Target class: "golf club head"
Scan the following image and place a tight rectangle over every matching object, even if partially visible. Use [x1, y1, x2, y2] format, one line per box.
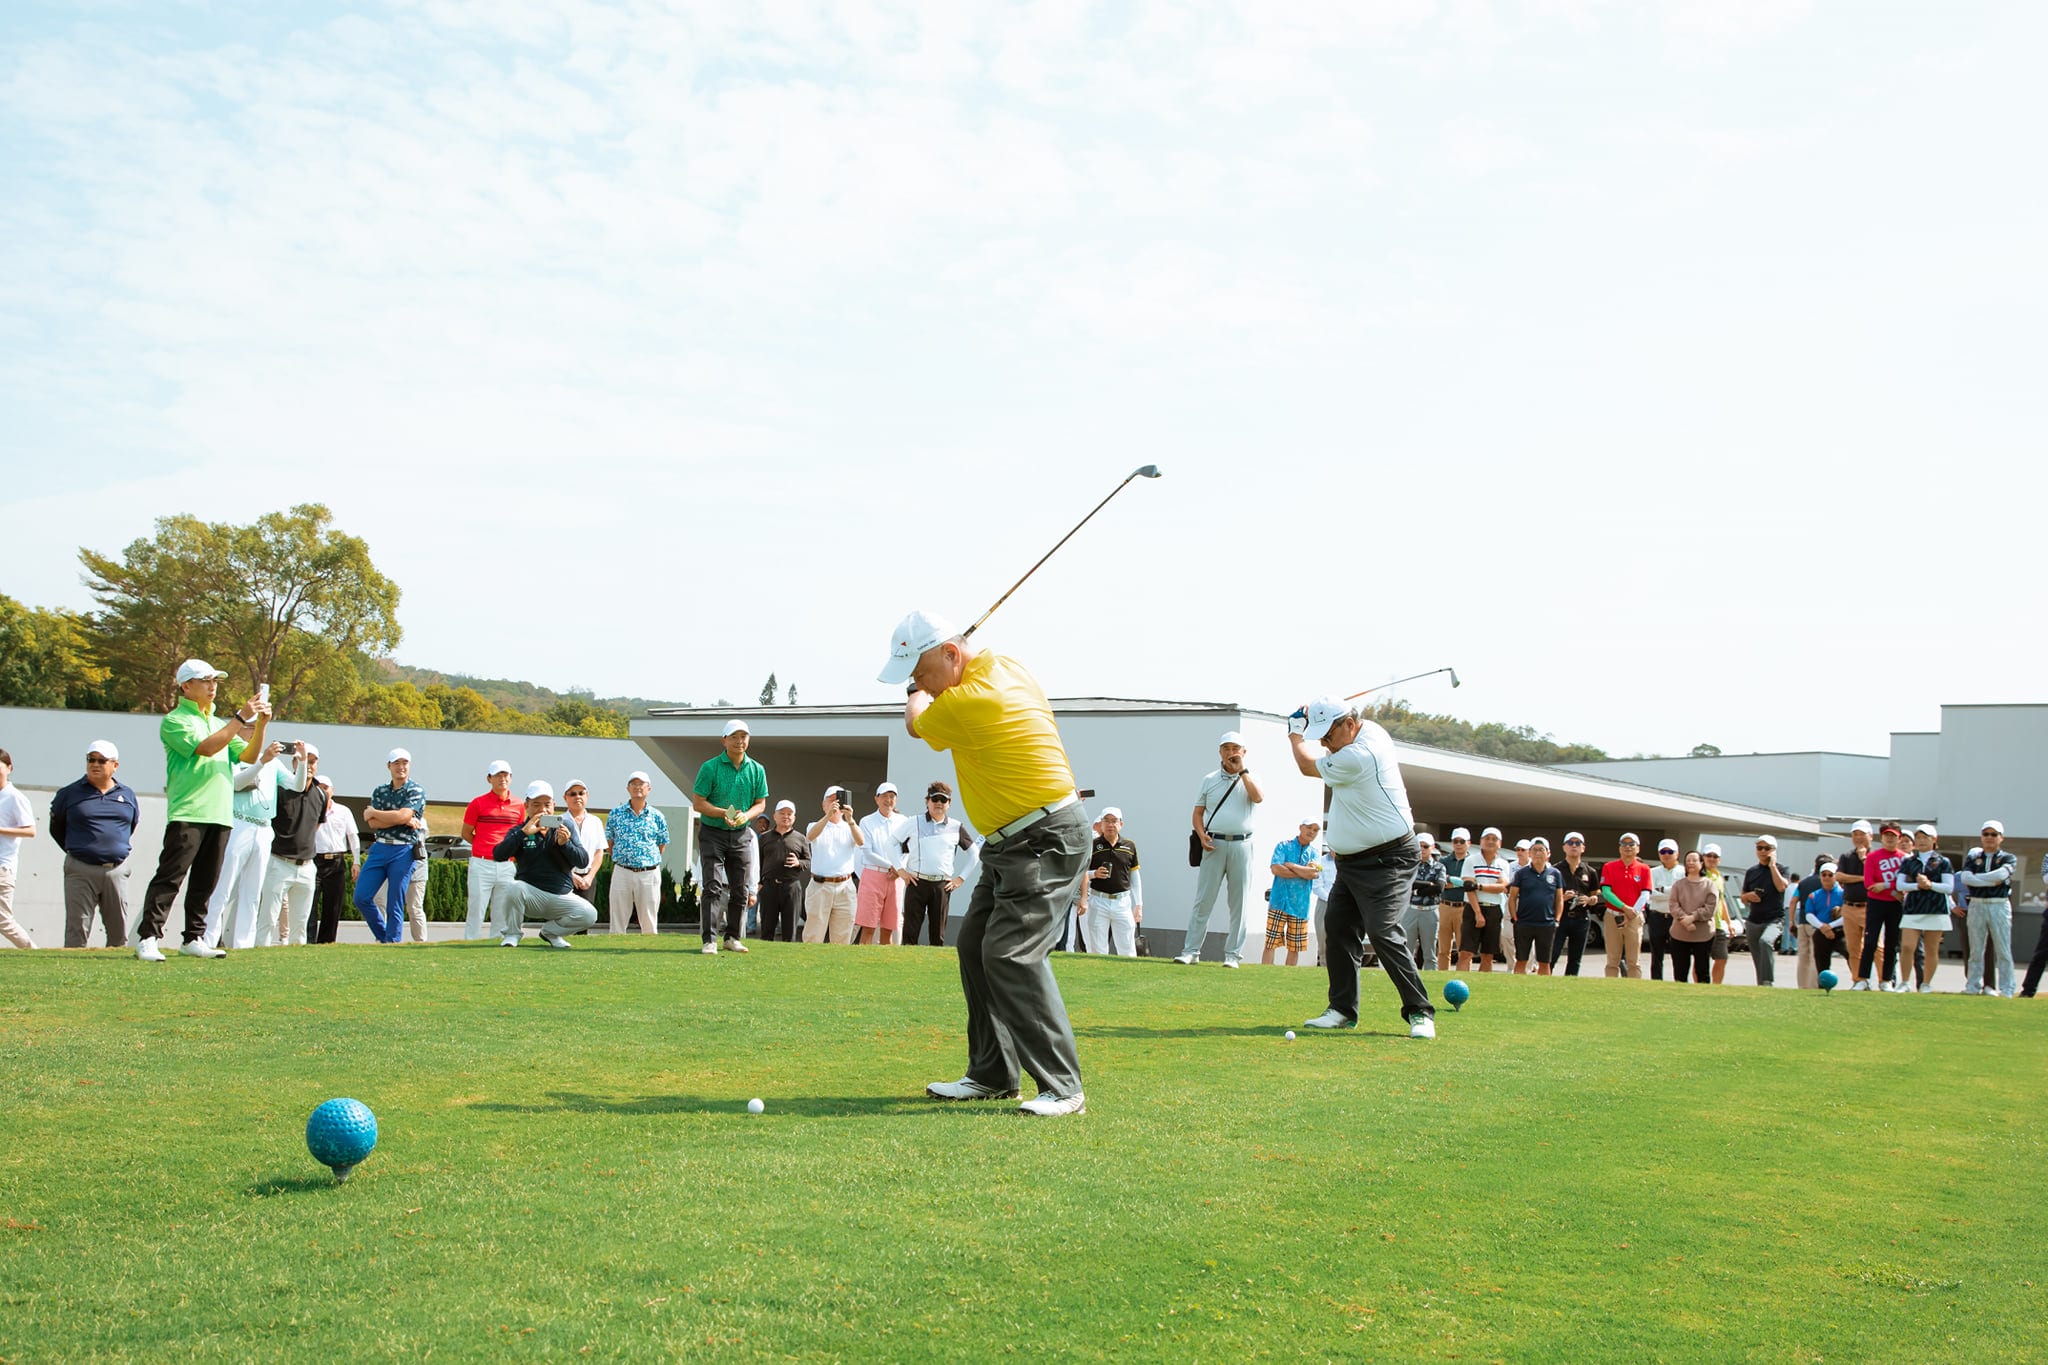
[1131, 464, 1162, 479]
[1448, 668, 1462, 688]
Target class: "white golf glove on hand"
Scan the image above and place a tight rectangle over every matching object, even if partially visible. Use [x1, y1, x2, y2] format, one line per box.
[1288, 711, 1308, 736]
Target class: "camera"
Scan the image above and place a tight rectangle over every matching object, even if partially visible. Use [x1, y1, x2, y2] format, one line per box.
[277, 740, 299, 755]
[539, 814, 567, 831]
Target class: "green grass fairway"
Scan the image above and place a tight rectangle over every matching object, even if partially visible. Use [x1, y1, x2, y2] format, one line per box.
[4, 942, 2044, 1361]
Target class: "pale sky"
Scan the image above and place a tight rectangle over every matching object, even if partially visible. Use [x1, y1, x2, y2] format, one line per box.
[4, 1, 2041, 758]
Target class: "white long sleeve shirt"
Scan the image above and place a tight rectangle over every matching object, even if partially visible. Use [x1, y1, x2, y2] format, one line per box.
[313, 794, 360, 857]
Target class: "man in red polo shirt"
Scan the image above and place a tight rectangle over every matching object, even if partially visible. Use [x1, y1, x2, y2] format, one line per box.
[462, 760, 527, 940]
[1598, 832, 1651, 978]
[1853, 822, 1907, 990]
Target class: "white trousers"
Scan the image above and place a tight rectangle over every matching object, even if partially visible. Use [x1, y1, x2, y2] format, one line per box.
[1085, 891, 1138, 957]
[609, 866, 661, 934]
[258, 855, 317, 945]
[206, 821, 273, 950]
[467, 858, 516, 939]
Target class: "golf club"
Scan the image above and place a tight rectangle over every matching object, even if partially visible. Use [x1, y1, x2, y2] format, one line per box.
[961, 464, 1163, 639]
[1291, 667, 1459, 724]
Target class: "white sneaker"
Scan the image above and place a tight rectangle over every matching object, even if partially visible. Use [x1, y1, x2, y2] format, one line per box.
[1408, 1015, 1436, 1040]
[1850, 979, 1871, 991]
[135, 937, 166, 963]
[179, 940, 225, 959]
[926, 1077, 1019, 1101]
[1221, 959, 1241, 969]
[1917, 984, 1935, 994]
[1172, 953, 1197, 965]
[500, 933, 521, 947]
[1303, 1009, 1355, 1030]
[1018, 1092, 1086, 1117]
[701, 941, 719, 955]
[539, 931, 572, 950]
[724, 938, 749, 954]
[1962, 985, 1983, 996]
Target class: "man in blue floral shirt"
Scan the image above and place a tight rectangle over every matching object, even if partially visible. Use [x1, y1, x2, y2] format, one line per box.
[355, 747, 426, 943]
[604, 770, 670, 935]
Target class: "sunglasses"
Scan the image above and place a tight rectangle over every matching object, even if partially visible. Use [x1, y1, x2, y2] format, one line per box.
[928, 795, 950, 803]
[87, 755, 114, 764]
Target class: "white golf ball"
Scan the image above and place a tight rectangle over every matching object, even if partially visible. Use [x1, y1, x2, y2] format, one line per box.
[1284, 1030, 1296, 1041]
[746, 1098, 765, 1115]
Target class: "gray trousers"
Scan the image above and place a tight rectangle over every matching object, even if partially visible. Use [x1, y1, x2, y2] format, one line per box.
[1964, 902, 2015, 995]
[1185, 838, 1252, 962]
[65, 856, 131, 948]
[956, 804, 1089, 1100]
[1400, 903, 1437, 972]
[1749, 918, 1779, 985]
[1324, 839, 1434, 1025]
[496, 881, 599, 937]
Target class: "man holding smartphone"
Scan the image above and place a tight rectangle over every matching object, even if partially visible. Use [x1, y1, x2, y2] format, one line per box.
[492, 780, 598, 948]
[803, 786, 865, 943]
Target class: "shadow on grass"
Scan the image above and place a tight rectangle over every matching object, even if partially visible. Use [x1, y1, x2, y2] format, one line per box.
[246, 1173, 342, 1197]
[1078, 1024, 1412, 1040]
[468, 1091, 988, 1118]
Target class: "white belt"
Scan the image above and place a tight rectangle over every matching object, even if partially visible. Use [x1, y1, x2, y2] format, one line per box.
[985, 793, 1079, 846]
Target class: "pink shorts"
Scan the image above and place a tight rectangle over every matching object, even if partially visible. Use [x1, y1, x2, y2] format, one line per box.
[854, 868, 901, 930]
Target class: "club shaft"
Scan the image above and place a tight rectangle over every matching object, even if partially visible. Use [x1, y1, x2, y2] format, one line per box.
[963, 471, 1147, 637]
[1345, 667, 1455, 702]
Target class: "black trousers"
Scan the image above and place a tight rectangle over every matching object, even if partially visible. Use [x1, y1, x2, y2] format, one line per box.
[1324, 839, 1433, 1025]
[903, 879, 953, 946]
[758, 879, 802, 941]
[697, 826, 750, 943]
[1812, 928, 1848, 977]
[136, 821, 230, 945]
[311, 854, 349, 944]
[2022, 920, 2048, 997]
[1859, 902, 1903, 983]
[1669, 939, 1712, 982]
[1549, 917, 1591, 975]
[1646, 911, 1673, 980]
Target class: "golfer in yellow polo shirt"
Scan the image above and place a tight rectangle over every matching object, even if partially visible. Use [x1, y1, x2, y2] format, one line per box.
[882, 609, 1089, 1117]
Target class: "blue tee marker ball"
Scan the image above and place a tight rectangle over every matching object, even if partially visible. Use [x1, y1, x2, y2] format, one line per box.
[306, 1098, 378, 1182]
[1818, 970, 1839, 993]
[1443, 979, 1470, 1010]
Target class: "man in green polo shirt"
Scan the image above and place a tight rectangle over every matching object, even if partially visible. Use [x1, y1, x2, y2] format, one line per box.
[691, 718, 768, 955]
[134, 659, 270, 961]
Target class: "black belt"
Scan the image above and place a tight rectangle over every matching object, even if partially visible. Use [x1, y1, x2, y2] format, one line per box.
[67, 855, 124, 868]
[616, 864, 658, 872]
[1209, 833, 1250, 842]
[277, 855, 311, 865]
[1967, 890, 2010, 900]
[317, 852, 348, 861]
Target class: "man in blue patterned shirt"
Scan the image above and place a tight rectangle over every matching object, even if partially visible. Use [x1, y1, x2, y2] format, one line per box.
[605, 770, 670, 935]
[355, 747, 426, 944]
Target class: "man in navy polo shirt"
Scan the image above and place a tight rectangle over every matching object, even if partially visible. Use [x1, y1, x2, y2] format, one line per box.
[49, 739, 140, 948]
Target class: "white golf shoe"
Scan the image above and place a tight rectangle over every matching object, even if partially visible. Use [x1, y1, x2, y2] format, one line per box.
[1221, 959, 1241, 969]
[1172, 953, 1198, 965]
[1303, 1009, 1356, 1030]
[701, 940, 719, 955]
[499, 934, 521, 947]
[1850, 979, 1871, 991]
[1408, 1015, 1437, 1040]
[723, 938, 749, 954]
[1018, 1093, 1086, 1117]
[926, 1077, 1020, 1101]
[179, 940, 225, 959]
[135, 937, 166, 962]
[539, 930, 572, 950]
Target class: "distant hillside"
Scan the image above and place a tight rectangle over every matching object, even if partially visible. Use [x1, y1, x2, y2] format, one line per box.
[1364, 699, 1611, 765]
[379, 662, 690, 717]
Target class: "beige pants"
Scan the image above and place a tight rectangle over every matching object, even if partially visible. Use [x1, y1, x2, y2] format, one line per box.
[1435, 903, 1461, 971]
[1842, 903, 1866, 982]
[1602, 911, 1642, 977]
[609, 866, 661, 934]
[1795, 923, 1819, 989]
[0, 865, 35, 949]
[802, 877, 857, 944]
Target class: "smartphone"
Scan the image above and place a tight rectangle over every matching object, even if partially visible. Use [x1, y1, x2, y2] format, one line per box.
[257, 683, 269, 704]
[539, 814, 567, 830]
[277, 740, 299, 755]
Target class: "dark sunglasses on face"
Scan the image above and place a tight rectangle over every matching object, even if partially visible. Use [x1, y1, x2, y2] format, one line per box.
[928, 795, 950, 803]
[87, 755, 113, 763]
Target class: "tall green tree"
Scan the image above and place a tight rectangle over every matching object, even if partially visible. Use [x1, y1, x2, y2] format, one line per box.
[760, 673, 778, 706]
[81, 505, 401, 713]
[0, 593, 112, 710]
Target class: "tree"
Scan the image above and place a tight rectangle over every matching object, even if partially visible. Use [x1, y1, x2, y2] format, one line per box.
[81, 505, 401, 714]
[1689, 743, 1723, 758]
[759, 673, 779, 706]
[786, 683, 797, 706]
[0, 594, 112, 710]
[1363, 699, 1610, 766]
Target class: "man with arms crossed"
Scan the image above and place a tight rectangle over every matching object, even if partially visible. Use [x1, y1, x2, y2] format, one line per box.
[1262, 817, 1321, 968]
[1437, 828, 1474, 971]
[889, 610, 1090, 1116]
[49, 740, 138, 948]
[1404, 832, 1444, 973]
[1459, 826, 1512, 973]
[355, 748, 426, 944]
[1290, 697, 1435, 1038]
[904, 781, 978, 947]
[1177, 731, 1263, 966]
[135, 660, 268, 961]
[1960, 819, 2017, 997]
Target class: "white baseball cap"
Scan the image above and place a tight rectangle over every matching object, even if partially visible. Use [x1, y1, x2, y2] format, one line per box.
[562, 778, 587, 794]
[1702, 843, 1723, 856]
[1619, 832, 1640, 845]
[1755, 834, 1778, 848]
[299, 742, 319, 760]
[1450, 827, 1472, 841]
[627, 771, 651, 785]
[1481, 826, 1503, 841]
[1850, 820, 1874, 836]
[1819, 863, 1838, 876]
[1563, 831, 1585, 844]
[314, 774, 333, 788]
[1658, 838, 1679, 854]
[774, 799, 795, 813]
[1514, 838, 1531, 851]
[1416, 831, 1435, 845]
[1218, 731, 1245, 748]
[1982, 819, 2005, 835]
[721, 718, 750, 736]
[877, 609, 959, 685]
[487, 759, 511, 776]
[1299, 815, 1322, 827]
[386, 748, 412, 764]
[86, 739, 119, 761]
[1100, 806, 1123, 820]
[174, 658, 227, 684]
[1529, 836, 1550, 849]
[876, 782, 899, 796]
[1913, 823, 1938, 838]
[525, 780, 553, 800]
[1299, 697, 1350, 742]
